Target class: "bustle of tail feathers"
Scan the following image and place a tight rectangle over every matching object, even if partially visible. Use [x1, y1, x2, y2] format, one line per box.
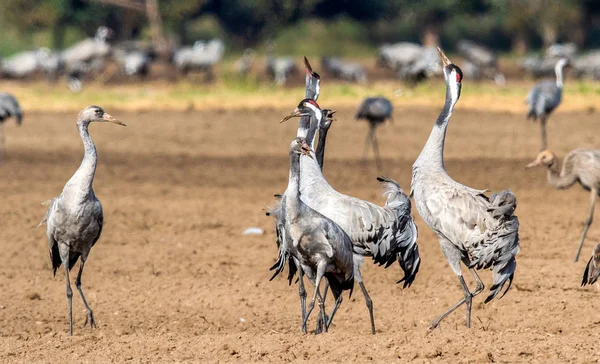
[35, 198, 56, 228]
[376, 176, 421, 288]
[526, 108, 537, 121]
[472, 190, 520, 303]
[581, 245, 600, 286]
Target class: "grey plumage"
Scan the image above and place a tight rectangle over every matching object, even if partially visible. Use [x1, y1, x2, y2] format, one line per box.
[355, 97, 393, 171]
[0, 93, 23, 125]
[526, 58, 569, 150]
[526, 149, 600, 261]
[173, 39, 225, 77]
[0, 50, 41, 78]
[581, 243, 600, 286]
[39, 105, 125, 335]
[266, 56, 297, 85]
[457, 40, 505, 85]
[280, 98, 421, 334]
[412, 48, 519, 330]
[321, 57, 367, 83]
[234, 48, 255, 75]
[282, 137, 355, 333]
[379, 43, 441, 84]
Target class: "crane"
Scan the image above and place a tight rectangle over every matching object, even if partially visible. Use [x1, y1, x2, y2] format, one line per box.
[282, 136, 355, 333]
[321, 57, 367, 83]
[355, 97, 393, 171]
[526, 149, 600, 261]
[411, 48, 520, 330]
[38, 105, 125, 335]
[280, 98, 420, 334]
[0, 92, 23, 161]
[526, 58, 570, 150]
[581, 243, 600, 287]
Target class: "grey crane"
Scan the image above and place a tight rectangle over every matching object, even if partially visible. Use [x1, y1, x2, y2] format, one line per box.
[268, 57, 321, 333]
[0, 92, 23, 161]
[526, 58, 569, 151]
[0, 50, 41, 79]
[266, 56, 298, 85]
[581, 243, 600, 286]
[526, 149, 600, 262]
[282, 136, 355, 333]
[173, 39, 225, 79]
[39, 105, 125, 335]
[457, 40, 505, 85]
[234, 48, 255, 76]
[411, 48, 520, 330]
[572, 50, 600, 80]
[36, 48, 65, 81]
[62, 26, 112, 66]
[378, 43, 441, 84]
[321, 57, 367, 83]
[355, 97, 393, 171]
[280, 98, 420, 334]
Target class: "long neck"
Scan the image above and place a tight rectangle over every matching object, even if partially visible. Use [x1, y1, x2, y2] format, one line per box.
[286, 152, 302, 220]
[415, 81, 457, 170]
[65, 121, 97, 196]
[546, 158, 576, 189]
[555, 63, 565, 88]
[316, 128, 329, 171]
[297, 115, 311, 139]
[304, 109, 322, 149]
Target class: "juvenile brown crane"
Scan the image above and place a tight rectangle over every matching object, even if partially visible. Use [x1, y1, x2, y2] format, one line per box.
[39, 105, 125, 335]
[527, 149, 600, 262]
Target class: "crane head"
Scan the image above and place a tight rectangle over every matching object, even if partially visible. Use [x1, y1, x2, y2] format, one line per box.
[320, 109, 336, 130]
[526, 150, 556, 168]
[437, 47, 463, 86]
[280, 99, 321, 123]
[78, 105, 126, 126]
[290, 137, 314, 159]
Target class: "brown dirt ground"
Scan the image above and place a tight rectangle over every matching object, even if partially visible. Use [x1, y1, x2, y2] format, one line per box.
[0, 106, 599, 363]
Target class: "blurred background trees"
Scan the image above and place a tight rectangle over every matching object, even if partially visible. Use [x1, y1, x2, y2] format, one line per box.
[1, 0, 600, 56]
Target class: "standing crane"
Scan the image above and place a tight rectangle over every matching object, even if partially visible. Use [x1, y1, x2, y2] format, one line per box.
[581, 243, 600, 287]
[355, 97, 393, 171]
[526, 149, 600, 262]
[526, 58, 570, 150]
[38, 106, 125, 335]
[282, 136, 355, 333]
[411, 48, 520, 330]
[280, 98, 420, 334]
[0, 92, 23, 162]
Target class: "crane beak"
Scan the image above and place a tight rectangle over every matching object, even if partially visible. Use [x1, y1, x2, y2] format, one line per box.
[103, 113, 126, 126]
[327, 110, 337, 122]
[300, 142, 314, 159]
[525, 159, 540, 168]
[280, 108, 308, 123]
[437, 47, 451, 67]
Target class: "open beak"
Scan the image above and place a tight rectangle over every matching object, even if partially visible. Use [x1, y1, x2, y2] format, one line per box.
[525, 159, 540, 168]
[103, 113, 126, 126]
[300, 142, 314, 159]
[280, 108, 307, 123]
[326, 110, 337, 122]
[437, 47, 451, 67]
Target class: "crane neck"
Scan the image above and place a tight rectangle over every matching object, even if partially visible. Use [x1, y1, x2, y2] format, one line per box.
[285, 150, 303, 221]
[304, 108, 323, 149]
[545, 158, 576, 189]
[414, 80, 458, 170]
[316, 127, 329, 172]
[555, 63, 565, 88]
[63, 121, 97, 199]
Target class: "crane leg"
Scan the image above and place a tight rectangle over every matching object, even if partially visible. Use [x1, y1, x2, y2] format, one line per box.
[429, 275, 473, 330]
[302, 264, 324, 334]
[371, 127, 383, 172]
[468, 268, 485, 297]
[62, 254, 73, 336]
[362, 126, 374, 166]
[297, 267, 308, 334]
[314, 280, 330, 333]
[325, 295, 343, 331]
[575, 188, 598, 262]
[540, 117, 548, 151]
[75, 257, 96, 329]
[359, 281, 376, 334]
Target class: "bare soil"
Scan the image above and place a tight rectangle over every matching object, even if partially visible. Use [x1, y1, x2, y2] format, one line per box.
[0, 107, 599, 363]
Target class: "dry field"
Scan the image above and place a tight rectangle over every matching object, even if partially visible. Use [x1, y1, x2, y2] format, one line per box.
[0, 103, 599, 363]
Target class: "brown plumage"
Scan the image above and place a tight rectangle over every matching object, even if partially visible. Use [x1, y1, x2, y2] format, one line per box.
[527, 149, 600, 262]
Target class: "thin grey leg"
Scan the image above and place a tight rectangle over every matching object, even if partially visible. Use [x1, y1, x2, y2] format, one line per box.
[540, 116, 548, 151]
[359, 281, 375, 334]
[469, 268, 485, 296]
[314, 280, 330, 333]
[63, 257, 73, 336]
[297, 267, 308, 334]
[302, 266, 324, 333]
[575, 188, 598, 262]
[75, 258, 96, 329]
[362, 126, 374, 165]
[325, 295, 343, 331]
[371, 128, 382, 172]
[429, 275, 472, 330]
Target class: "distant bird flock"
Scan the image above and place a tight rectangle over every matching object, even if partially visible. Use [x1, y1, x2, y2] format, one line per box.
[0, 28, 598, 336]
